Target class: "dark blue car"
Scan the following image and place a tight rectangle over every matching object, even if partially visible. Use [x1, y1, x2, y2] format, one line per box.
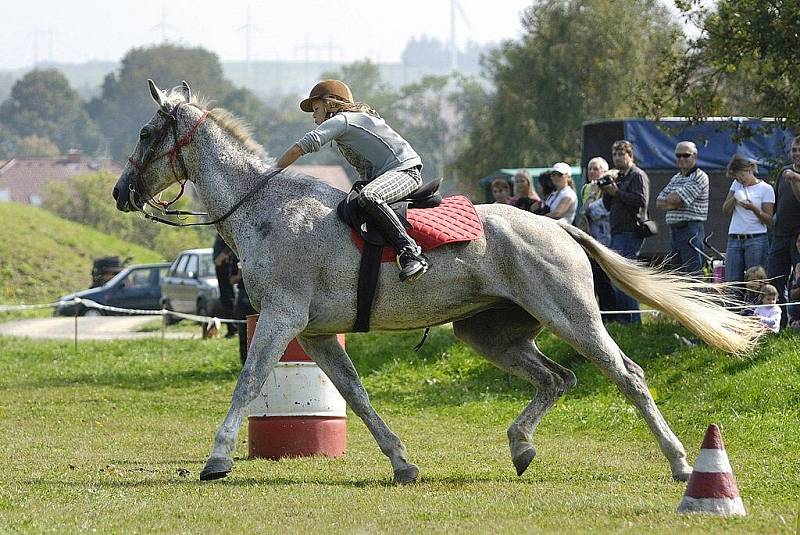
[54, 263, 171, 316]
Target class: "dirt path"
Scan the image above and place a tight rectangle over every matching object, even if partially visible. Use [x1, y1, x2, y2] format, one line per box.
[0, 316, 195, 340]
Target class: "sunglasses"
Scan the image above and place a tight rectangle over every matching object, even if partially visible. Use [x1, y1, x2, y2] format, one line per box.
[675, 153, 693, 158]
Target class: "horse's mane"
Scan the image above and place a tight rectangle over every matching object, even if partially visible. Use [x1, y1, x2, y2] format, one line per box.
[167, 89, 268, 158]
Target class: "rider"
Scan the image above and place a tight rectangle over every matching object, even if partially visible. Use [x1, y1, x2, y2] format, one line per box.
[276, 80, 429, 282]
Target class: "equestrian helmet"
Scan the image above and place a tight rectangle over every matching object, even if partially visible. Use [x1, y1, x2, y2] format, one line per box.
[300, 80, 354, 112]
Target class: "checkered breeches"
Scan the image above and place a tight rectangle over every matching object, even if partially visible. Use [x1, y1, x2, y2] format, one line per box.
[359, 167, 422, 204]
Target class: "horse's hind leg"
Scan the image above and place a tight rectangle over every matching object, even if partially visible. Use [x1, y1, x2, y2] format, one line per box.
[453, 307, 576, 477]
[298, 334, 419, 484]
[529, 300, 692, 481]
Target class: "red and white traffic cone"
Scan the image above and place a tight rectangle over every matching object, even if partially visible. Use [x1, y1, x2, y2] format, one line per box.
[677, 424, 746, 516]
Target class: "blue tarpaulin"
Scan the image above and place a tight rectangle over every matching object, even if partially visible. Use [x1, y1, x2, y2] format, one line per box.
[623, 119, 795, 170]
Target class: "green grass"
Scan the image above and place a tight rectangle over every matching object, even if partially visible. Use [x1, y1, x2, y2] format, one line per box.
[0, 323, 798, 533]
[0, 202, 162, 305]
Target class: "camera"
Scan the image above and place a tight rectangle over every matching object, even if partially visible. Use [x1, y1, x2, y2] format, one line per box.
[597, 174, 615, 187]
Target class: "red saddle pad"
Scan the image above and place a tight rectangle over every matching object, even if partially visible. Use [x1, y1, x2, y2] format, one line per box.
[350, 195, 484, 262]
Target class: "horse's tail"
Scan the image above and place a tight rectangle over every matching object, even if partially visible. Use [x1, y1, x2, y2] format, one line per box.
[558, 222, 765, 355]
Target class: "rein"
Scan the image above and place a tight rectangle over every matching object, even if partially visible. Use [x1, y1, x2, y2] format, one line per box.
[127, 102, 280, 227]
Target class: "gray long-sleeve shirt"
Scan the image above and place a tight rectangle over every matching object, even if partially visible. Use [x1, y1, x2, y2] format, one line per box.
[296, 111, 422, 180]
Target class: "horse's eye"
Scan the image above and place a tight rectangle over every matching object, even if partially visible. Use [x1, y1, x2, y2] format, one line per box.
[140, 128, 151, 140]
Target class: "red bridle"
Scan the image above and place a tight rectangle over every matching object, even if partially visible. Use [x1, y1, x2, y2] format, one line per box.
[127, 103, 209, 209]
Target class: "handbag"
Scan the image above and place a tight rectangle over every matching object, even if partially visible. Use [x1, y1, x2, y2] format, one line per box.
[634, 218, 658, 239]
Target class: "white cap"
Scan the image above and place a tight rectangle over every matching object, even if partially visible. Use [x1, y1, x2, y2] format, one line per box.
[553, 162, 571, 175]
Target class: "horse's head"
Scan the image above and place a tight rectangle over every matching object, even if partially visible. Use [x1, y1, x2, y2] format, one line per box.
[113, 79, 204, 212]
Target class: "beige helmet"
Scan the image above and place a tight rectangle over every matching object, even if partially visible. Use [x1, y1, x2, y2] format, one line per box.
[299, 79, 354, 112]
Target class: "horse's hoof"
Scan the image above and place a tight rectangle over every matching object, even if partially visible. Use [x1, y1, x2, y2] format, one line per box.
[513, 446, 537, 476]
[393, 464, 419, 485]
[199, 456, 233, 481]
[672, 467, 692, 482]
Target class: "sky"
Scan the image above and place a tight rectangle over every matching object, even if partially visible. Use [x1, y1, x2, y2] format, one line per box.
[1, 0, 538, 69]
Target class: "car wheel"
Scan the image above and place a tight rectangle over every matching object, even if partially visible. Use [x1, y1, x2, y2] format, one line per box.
[82, 308, 103, 317]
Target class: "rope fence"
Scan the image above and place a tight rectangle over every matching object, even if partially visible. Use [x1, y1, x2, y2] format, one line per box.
[1, 297, 798, 318]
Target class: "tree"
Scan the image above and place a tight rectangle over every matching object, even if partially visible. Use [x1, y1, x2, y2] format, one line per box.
[395, 75, 454, 182]
[643, 0, 800, 129]
[42, 171, 211, 259]
[454, 0, 683, 180]
[0, 69, 100, 154]
[17, 135, 60, 157]
[89, 44, 235, 160]
[219, 87, 279, 156]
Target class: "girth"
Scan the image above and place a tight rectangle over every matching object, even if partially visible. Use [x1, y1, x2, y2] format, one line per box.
[336, 179, 442, 332]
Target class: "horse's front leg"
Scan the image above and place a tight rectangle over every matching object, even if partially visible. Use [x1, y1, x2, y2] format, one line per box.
[298, 334, 419, 484]
[200, 303, 307, 481]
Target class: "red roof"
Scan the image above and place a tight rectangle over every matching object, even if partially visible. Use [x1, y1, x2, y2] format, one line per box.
[293, 164, 352, 192]
[0, 155, 124, 204]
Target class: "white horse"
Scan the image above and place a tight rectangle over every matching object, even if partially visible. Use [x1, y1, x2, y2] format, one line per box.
[113, 81, 764, 484]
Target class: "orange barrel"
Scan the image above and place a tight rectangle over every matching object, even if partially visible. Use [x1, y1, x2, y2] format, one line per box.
[245, 314, 347, 459]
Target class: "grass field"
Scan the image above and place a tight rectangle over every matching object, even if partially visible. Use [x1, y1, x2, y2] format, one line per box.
[0, 322, 798, 533]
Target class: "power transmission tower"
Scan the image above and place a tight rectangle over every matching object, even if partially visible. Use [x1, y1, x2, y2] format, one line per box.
[450, 0, 471, 71]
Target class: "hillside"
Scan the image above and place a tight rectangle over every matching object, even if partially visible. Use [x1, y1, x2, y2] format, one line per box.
[0, 202, 163, 304]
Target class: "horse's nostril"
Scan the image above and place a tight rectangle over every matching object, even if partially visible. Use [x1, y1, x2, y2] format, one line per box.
[112, 187, 119, 201]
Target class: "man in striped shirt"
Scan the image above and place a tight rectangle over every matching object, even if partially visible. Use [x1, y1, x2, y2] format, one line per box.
[656, 141, 709, 275]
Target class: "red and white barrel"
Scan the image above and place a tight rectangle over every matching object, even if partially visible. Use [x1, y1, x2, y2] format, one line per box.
[245, 315, 347, 459]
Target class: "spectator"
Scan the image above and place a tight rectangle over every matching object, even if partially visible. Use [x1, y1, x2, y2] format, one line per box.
[741, 265, 768, 316]
[767, 136, 800, 326]
[531, 171, 556, 215]
[212, 233, 237, 338]
[786, 235, 800, 327]
[580, 157, 611, 244]
[656, 141, 709, 275]
[583, 166, 617, 316]
[229, 257, 257, 365]
[754, 284, 781, 333]
[543, 162, 578, 224]
[721, 155, 774, 282]
[600, 140, 651, 323]
[491, 178, 512, 204]
[510, 170, 541, 211]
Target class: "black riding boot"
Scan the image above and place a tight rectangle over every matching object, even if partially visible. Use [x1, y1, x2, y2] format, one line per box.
[359, 198, 429, 282]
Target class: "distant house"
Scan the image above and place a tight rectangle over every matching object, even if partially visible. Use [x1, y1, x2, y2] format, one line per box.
[0, 150, 123, 205]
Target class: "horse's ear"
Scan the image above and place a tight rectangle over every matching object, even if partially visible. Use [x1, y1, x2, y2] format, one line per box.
[181, 80, 192, 102]
[148, 79, 167, 109]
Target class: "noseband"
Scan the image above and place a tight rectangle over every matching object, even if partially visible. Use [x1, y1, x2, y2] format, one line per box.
[125, 102, 280, 228]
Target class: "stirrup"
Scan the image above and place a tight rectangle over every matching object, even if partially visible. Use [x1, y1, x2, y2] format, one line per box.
[396, 249, 429, 282]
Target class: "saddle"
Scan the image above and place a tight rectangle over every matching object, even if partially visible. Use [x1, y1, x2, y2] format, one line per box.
[336, 179, 484, 333]
[337, 179, 444, 246]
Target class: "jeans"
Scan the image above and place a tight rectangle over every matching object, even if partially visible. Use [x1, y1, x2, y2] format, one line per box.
[668, 221, 705, 275]
[767, 233, 800, 326]
[609, 231, 644, 323]
[725, 233, 769, 282]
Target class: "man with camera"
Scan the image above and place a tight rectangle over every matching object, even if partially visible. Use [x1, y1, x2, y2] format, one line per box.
[600, 140, 651, 323]
[656, 141, 709, 275]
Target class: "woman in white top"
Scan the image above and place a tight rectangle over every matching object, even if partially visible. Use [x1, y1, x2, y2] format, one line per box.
[721, 155, 775, 282]
[544, 162, 578, 224]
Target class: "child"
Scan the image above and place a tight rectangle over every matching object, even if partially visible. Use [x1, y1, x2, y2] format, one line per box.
[787, 234, 800, 327]
[741, 265, 767, 316]
[754, 284, 781, 333]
